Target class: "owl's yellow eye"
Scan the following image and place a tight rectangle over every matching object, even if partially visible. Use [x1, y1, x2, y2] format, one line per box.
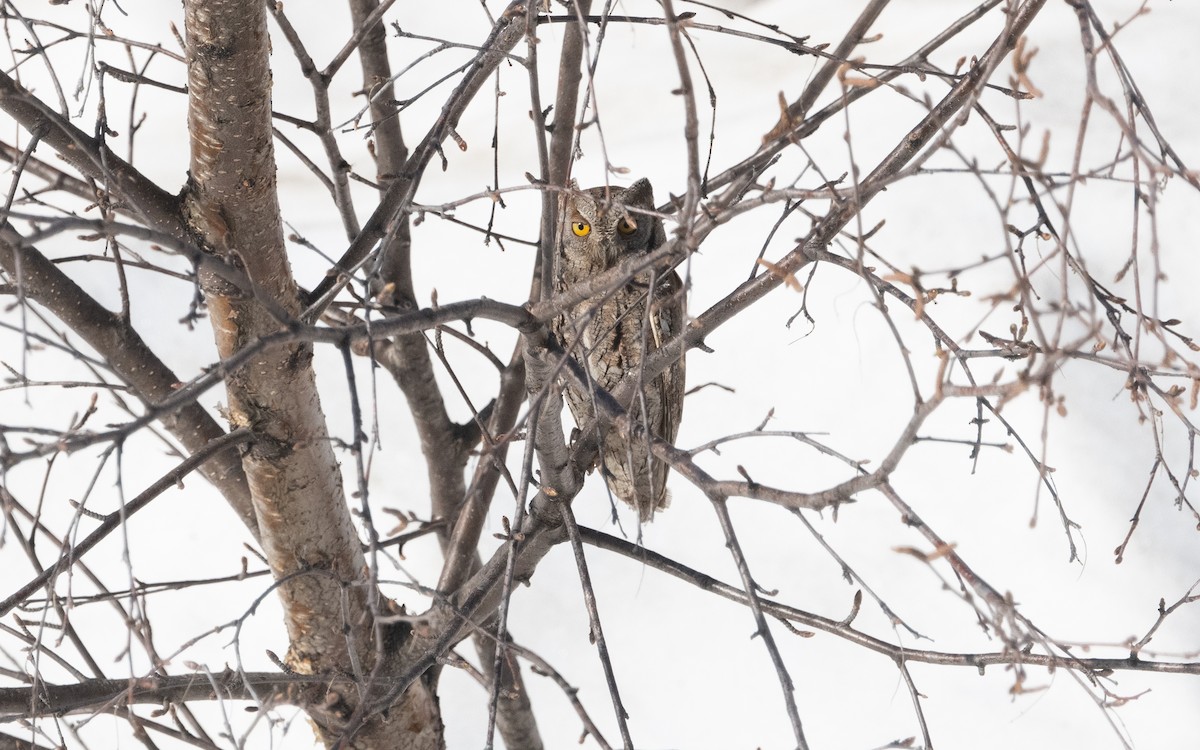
[616, 217, 637, 235]
[571, 221, 591, 237]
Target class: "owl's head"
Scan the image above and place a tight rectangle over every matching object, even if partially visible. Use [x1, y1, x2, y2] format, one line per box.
[559, 178, 665, 269]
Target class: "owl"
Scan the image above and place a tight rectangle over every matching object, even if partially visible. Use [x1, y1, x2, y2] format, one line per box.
[552, 178, 686, 522]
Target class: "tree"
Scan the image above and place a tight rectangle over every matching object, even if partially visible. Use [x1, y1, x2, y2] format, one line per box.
[1, 1, 1198, 748]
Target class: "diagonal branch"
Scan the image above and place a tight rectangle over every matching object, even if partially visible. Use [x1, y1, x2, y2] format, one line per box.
[0, 224, 256, 532]
[578, 527, 1200, 675]
[788, 0, 892, 121]
[634, 0, 1051, 398]
[0, 429, 252, 619]
[0, 70, 184, 237]
[304, 0, 529, 318]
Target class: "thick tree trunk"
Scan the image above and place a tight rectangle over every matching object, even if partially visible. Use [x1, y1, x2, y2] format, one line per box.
[180, 1, 441, 746]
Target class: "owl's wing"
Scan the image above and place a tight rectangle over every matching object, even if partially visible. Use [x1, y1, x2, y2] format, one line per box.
[653, 270, 687, 446]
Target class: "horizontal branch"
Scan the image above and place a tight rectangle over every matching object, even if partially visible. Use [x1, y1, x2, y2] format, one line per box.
[0, 670, 318, 718]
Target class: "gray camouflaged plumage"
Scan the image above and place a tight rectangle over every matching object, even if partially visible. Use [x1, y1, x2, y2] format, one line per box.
[552, 178, 685, 522]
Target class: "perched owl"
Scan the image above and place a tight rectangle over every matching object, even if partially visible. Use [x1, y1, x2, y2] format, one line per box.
[553, 178, 686, 522]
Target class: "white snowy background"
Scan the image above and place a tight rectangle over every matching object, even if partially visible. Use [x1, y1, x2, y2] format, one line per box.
[2, 1, 1200, 748]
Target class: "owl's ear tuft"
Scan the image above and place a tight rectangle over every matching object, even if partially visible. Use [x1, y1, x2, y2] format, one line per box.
[561, 179, 584, 213]
[623, 177, 655, 208]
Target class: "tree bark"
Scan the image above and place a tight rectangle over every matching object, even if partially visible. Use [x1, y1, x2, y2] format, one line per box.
[180, 0, 441, 746]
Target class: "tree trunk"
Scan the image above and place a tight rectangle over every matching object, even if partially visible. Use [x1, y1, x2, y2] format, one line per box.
[180, 1, 442, 746]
